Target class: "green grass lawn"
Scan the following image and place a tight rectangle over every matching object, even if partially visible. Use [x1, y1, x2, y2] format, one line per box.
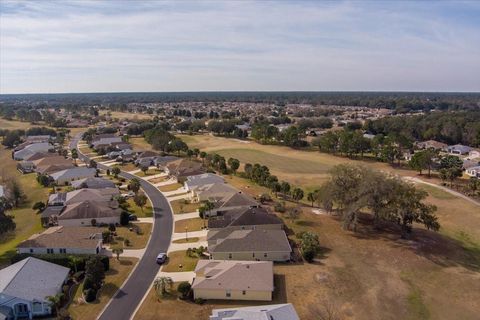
[170, 199, 200, 214]
[162, 251, 199, 272]
[109, 223, 152, 249]
[172, 237, 200, 244]
[126, 198, 153, 218]
[0, 147, 50, 267]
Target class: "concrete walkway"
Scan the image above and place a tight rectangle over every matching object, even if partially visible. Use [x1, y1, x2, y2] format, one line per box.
[167, 194, 189, 201]
[90, 155, 105, 160]
[405, 176, 480, 207]
[128, 169, 141, 174]
[103, 248, 146, 259]
[155, 271, 195, 283]
[99, 159, 117, 165]
[172, 230, 208, 240]
[142, 172, 168, 181]
[162, 187, 187, 197]
[136, 217, 154, 223]
[153, 179, 177, 187]
[168, 240, 208, 253]
[173, 211, 199, 221]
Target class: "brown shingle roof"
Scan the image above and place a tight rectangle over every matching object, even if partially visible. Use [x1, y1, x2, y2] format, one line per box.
[17, 226, 101, 250]
[208, 207, 283, 229]
[58, 200, 121, 220]
[208, 229, 291, 253]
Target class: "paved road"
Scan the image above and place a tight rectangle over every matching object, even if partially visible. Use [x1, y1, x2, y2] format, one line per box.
[70, 133, 173, 320]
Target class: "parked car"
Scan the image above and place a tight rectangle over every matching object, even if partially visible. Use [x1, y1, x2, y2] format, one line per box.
[156, 253, 167, 264]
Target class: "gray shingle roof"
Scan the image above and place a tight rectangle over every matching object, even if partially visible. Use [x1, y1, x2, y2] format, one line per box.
[49, 167, 96, 181]
[18, 226, 101, 250]
[70, 177, 116, 189]
[210, 303, 300, 320]
[0, 257, 69, 302]
[208, 207, 283, 229]
[208, 229, 291, 253]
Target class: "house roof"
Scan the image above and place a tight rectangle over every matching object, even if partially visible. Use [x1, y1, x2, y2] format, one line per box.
[208, 207, 283, 229]
[210, 304, 299, 320]
[58, 200, 121, 221]
[22, 151, 58, 162]
[18, 226, 101, 250]
[138, 151, 159, 158]
[70, 177, 116, 189]
[192, 260, 273, 292]
[40, 205, 65, 218]
[196, 183, 238, 202]
[208, 229, 291, 254]
[14, 143, 53, 159]
[49, 167, 96, 181]
[32, 156, 72, 168]
[215, 192, 258, 210]
[37, 163, 75, 175]
[185, 173, 225, 190]
[167, 159, 204, 177]
[0, 257, 70, 302]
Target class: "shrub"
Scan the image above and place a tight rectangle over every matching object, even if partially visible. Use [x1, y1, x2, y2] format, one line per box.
[273, 201, 286, 213]
[177, 281, 192, 299]
[194, 298, 205, 305]
[302, 248, 316, 262]
[124, 238, 130, 246]
[120, 211, 130, 226]
[108, 223, 116, 232]
[83, 277, 94, 291]
[83, 288, 97, 302]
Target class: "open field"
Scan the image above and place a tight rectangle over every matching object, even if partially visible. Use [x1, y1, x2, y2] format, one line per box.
[174, 218, 204, 233]
[177, 134, 422, 189]
[100, 111, 153, 121]
[129, 137, 154, 151]
[68, 257, 138, 320]
[0, 146, 50, 267]
[0, 118, 47, 131]
[170, 199, 201, 214]
[161, 250, 199, 272]
[110, 223, 152, 249]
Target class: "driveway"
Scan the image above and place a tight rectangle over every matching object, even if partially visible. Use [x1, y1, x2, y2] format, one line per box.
[70, 133, 173, 320]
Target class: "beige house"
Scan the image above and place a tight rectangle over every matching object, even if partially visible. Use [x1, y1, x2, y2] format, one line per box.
[208, 229, 291, 262]
[17, 226, 103, 255]
[192, 260, 273, 301]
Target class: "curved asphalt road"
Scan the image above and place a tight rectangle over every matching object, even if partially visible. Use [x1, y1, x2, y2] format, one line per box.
[70, 133, 173, 320]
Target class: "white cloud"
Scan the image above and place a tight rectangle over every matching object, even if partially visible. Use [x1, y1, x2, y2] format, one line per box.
[0, 0, 479, 93]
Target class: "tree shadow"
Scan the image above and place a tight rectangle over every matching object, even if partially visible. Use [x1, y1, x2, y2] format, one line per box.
[348, 212, 480, 272]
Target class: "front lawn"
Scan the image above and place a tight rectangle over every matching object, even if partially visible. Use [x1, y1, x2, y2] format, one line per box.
[174, 218, 205, 233]
[108, 223, 152, 249]
[159, 183, 183, 192]
[67, 257, 138, 320]
[172, 237, 200, 244]
[0, 147, 50, 267]
[170, 199, 200, 214]
[161, 250, 199, 272]
[126, 198, 153, 218]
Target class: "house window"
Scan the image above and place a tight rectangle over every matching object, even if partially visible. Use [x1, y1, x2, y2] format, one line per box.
[60, 248, 67, 254]
[47, 248, 54, 254]
[228, 253, 232, 259]
[29, 249, 33, 253]
[252, 253, 255, 258]
[242, 290, 246, 295]
[226, 290, 231, 298]
[264, 253, 268, 258]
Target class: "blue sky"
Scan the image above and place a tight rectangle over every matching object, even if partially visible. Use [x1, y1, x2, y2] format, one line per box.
[1, 0, 479, 93]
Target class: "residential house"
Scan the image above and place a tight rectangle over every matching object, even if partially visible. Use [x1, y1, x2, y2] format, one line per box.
[192, 260, 274, 301]
[165, 159, 204, 182]
[13, 136, 51, 152]
[13, 143, 53, 160]
[48, 188, 119, 206]
[70, 177, 116, 189]
[153, 155, 179, 168]
[208, 207, 283, 230]
[134, 151, 159, 167]
[446, 144, 472, 155]
[194, 183, 239, 203]
[91, 137, 123, 150]
[466, 166, 480, 178]
[48, 167, 96, 185]
[17, 226, 103, 255]
[55, 200, 122, 226]
[209, 304, 299, 320]
[40, 206, 65, 227]
[207, 229, 291, 262]
[210, 192, 259, 216]
[416, 140, 447, 151]
[0, 257, 70, 319]
[22, 151, 58, 162]
[184, 173, 225, 193]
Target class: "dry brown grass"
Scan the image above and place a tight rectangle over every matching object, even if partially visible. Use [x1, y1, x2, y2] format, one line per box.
[161, 251, 199, 273]
[109, 223, 152, 249]
[170, 199, 201, 214]
[68, 257, 138, 320]
[174, 218, 205, 233]
[158, 183, 183, 192]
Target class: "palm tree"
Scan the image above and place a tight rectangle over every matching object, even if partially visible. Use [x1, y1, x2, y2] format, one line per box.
[70, 256, 83, 273]
[46, 293, 64, 315]
[200, 200, 214, 228]
[153, 277, 173, 299]
[71, 149, 78, 164]
[112, 247, 124, 260]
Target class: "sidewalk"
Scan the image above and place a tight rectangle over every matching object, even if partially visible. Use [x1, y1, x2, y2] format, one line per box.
[153, 179, 177, 187]
[173, 211, 199, 221]
[142, 172, 167, 181]
[168, 240, 208, 253]
[162, 187, 187, 197]
[171, 230, 208, 240]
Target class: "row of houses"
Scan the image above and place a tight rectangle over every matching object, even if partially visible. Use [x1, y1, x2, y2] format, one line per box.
[179, 172, 293, 304]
